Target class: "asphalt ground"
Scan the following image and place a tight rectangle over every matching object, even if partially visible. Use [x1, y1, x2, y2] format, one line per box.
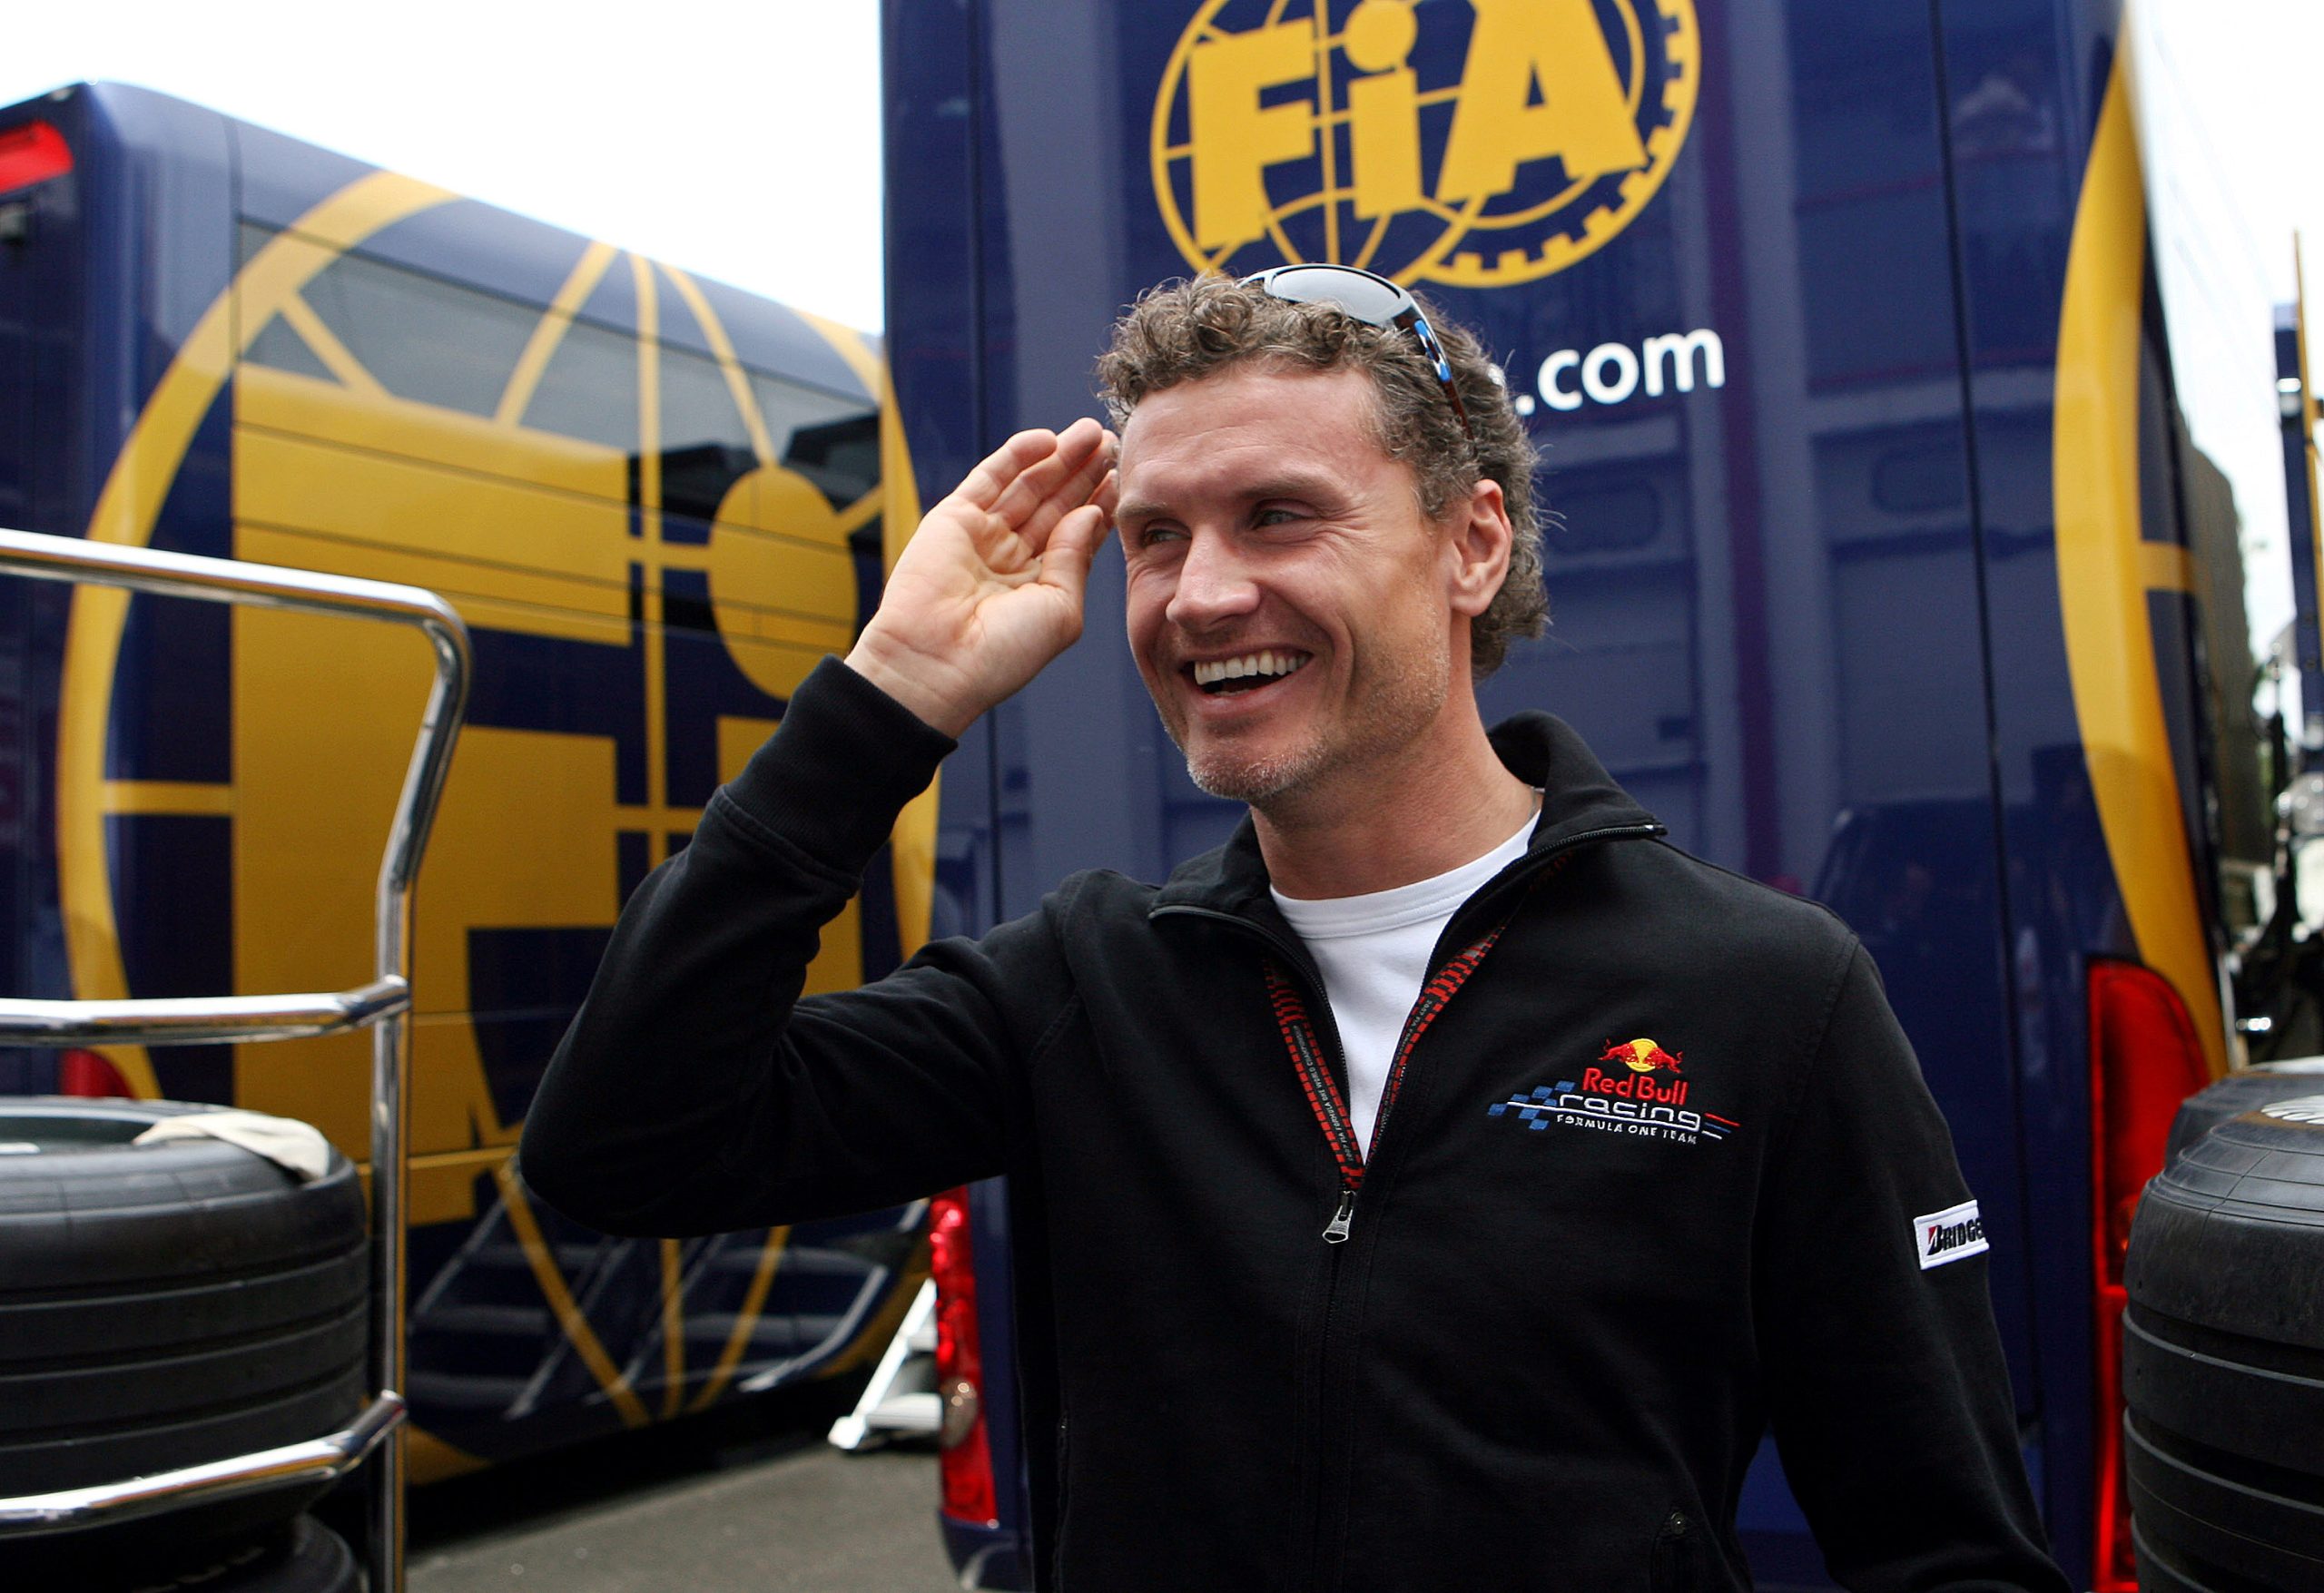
[395, 1386, 962, 1593]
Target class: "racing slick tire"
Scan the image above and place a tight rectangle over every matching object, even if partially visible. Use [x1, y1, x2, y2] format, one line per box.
[2124, 1098, 2324, 1592]
[96, 1515, 360, 1593]
[2162, 1058, 2324, 1164]
[0, 1098, 368, 1582]
[2131, 1515, 2234, 1592]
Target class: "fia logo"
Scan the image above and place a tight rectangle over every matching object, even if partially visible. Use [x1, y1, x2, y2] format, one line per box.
[1152, 0, 1699, 288]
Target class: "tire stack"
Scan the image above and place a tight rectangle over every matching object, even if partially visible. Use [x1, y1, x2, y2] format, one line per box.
[2160, 1057, 2324, 1163]
[2124, 1070, 2324, 1592]
[0, 1098, 369, 1590]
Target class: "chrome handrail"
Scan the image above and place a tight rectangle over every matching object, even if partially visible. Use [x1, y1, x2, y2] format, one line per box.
[0, 526, 471, 1593]
[0, 1394, 405, 1534]
[0, 977, 409, 1045]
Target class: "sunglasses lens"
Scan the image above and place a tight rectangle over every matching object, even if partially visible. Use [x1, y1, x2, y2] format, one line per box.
[1251, 266, 1411, 328]
[1246, 263, 1474, 442]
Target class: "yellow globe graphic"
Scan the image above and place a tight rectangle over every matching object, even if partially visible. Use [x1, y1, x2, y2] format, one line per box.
[1151, 0, 1699, 288]
[60, 171, 936, 1472]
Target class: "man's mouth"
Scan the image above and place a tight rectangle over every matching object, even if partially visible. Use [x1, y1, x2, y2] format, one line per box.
[1188, 650, 1312, 695]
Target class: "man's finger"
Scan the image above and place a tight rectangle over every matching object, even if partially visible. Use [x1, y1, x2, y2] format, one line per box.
[953, 428, 1064, 513]
[987, 418, 1108, 529]
[987, 420, 1106, 531]
[1011, 428, 1117, 552]
[1036, 501, 1114, 609]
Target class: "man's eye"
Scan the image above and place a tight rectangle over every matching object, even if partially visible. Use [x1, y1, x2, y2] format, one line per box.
[1255, 506, 1304, 528]
[1132, 525, 1186, 550]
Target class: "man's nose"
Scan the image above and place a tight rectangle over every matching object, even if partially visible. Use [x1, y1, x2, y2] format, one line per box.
[1166, 532, 1262, 629]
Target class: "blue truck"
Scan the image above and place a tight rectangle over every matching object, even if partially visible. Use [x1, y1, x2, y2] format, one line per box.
[877, 2, 2319, 1588]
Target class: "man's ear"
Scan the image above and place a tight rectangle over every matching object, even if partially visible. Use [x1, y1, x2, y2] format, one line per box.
[1445, 477, 1513, 620]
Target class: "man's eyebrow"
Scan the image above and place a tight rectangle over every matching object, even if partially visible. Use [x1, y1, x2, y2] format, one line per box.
[1115, 477, 1341, 524]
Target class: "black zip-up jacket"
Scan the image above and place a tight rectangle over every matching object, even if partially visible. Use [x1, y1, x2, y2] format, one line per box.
[521, 658, 2069, 1593]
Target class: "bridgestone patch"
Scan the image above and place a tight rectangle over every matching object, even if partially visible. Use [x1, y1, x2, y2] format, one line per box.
[1915, 1199, 1989, 1270]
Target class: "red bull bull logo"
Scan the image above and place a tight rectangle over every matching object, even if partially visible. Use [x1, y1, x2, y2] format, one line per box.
[1600, 1037, 1684, 1075]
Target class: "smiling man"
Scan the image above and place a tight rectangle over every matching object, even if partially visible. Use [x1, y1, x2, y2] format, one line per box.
[521, 272, 2068, 1591]
[1115, 358, 1536, 895]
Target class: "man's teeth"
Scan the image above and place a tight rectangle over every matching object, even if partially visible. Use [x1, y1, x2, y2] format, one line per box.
[1193, 651, 1309, 687]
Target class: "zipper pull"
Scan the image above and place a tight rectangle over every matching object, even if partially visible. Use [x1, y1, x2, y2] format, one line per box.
[1323, 1190, 1355, 1244]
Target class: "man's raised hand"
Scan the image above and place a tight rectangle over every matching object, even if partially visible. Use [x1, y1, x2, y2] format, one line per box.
[845, 418, 1118, 737]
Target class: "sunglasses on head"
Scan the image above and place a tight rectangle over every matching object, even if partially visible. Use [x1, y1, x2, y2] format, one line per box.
[1242, 263, 1474, 444]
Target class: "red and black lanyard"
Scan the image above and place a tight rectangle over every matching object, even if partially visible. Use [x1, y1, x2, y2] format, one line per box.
[1265, 918, 1512, 1244]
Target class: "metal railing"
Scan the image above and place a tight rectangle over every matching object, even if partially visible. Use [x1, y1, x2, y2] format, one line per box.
[0, 526, 472, 1593]
[0, 1394, 408, 1532]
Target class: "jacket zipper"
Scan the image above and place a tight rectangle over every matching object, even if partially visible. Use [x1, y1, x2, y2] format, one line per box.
[1051, 1411, 1072, 1590]
[1651, 1506, 1693, 1593]
[1155, 819, 1660, 1592]
[1264, 930, 1505, 1244]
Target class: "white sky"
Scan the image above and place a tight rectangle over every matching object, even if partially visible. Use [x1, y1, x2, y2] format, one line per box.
[5, 2, 888, 330]
[5, 2, 2321, 337]
[2149, 0, 2324, 306]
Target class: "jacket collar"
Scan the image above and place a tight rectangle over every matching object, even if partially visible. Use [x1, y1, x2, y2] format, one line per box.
[1149, 712, 1663, 923]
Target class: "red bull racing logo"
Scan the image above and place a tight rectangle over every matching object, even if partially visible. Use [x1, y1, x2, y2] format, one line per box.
[1490, 1036, 1736, 1145]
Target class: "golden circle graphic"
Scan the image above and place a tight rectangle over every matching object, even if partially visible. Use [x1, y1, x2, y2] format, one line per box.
[1343, 0, 1417, 71]
[1151, 0, 1699, 288]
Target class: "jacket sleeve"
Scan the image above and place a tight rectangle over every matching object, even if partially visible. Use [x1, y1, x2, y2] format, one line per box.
[517, 656, 1069, 1236]
[1755, 942, 2071, 1593]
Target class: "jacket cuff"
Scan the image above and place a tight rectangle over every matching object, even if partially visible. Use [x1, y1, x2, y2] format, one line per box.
[715, 654, 957, 870]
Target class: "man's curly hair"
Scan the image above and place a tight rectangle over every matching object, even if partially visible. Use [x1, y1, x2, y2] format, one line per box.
[1094, 274, 1546, 676]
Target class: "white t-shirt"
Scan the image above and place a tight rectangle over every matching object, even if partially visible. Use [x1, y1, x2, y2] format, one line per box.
[1272, 811, 1538, 1155]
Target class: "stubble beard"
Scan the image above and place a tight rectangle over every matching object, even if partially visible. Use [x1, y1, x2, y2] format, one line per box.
[1167, 632, 1452, 812]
